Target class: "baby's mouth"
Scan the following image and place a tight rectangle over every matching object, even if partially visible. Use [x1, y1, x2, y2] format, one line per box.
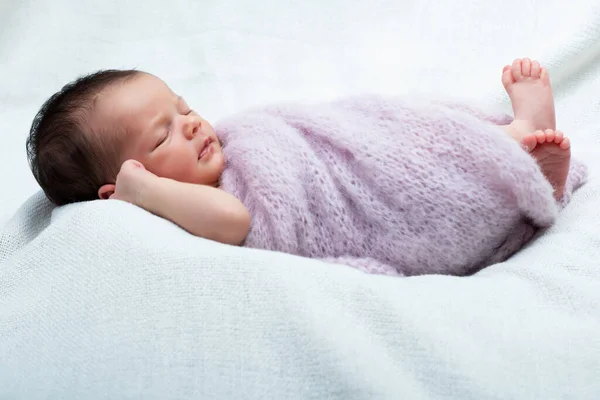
[198, 137, 213, 160]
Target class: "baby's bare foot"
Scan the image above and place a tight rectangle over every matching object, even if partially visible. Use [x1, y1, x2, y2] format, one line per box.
[502, 58, 556, 138]
[522, 129, 571, 201]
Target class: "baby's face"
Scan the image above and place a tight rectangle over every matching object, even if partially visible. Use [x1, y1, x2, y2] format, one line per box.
[91, 73, 224, 186]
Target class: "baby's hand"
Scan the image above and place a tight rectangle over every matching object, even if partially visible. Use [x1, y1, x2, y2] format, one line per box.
[110, 159, 157, 208]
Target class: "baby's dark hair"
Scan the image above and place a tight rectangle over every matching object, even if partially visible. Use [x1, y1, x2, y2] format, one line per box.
[26, 69, 142, 206]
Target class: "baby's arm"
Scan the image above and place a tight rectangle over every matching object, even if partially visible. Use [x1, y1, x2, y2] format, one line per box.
[142, 177, 251, 245]
[111, 160, 250, 245]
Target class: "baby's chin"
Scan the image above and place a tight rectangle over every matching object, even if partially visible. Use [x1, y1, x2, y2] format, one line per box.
[167, 151, 225, 187]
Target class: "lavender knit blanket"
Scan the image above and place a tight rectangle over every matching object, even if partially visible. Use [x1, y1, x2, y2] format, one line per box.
[215, 95, 587, 276]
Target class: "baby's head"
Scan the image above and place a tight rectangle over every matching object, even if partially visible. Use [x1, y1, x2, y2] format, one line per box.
[27, 70, 224, 205]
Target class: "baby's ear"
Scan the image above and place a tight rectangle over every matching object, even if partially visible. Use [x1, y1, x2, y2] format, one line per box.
[98, 184, 115, 200]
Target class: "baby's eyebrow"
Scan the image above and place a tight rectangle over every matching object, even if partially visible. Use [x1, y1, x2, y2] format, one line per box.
[176, 95, 191, 110]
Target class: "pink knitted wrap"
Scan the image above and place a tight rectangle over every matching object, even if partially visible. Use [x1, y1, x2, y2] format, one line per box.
[216, 95, 587, 276]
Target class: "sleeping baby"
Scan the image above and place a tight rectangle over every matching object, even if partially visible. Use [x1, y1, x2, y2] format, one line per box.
[26, 57, 587, 276]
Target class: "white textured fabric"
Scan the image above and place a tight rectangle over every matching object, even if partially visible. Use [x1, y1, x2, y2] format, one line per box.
[1, 0, 600, 399]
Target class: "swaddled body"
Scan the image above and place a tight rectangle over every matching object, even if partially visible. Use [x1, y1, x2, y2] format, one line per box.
[217, 95, 586, 276]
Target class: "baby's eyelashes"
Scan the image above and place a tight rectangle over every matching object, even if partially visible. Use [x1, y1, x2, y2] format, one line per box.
[153, 131, 169, 150]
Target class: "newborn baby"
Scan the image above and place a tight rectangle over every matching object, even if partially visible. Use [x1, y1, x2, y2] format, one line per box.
[26, 58, 584, 276]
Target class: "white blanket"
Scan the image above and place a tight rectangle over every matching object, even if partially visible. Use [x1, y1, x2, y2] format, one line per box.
[1, 0, 600, 398]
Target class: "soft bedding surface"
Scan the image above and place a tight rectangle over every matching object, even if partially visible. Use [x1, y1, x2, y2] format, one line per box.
[1, 0, 600, 399]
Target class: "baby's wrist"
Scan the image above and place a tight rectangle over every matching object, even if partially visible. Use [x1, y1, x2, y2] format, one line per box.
[135, 173, 161, 210]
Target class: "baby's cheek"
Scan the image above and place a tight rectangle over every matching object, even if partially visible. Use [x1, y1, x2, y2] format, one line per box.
[168, 157, 197, 182]
[216, 152, 226, 173]
[144, 147, 197, 182]
[144, 157, 175, 180]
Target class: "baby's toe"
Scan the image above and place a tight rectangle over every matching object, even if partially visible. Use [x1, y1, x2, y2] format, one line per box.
[502, 68, 514, 88]
[553, 130, 564, 143]
[544, 129, 556, 142]
[521, 58, 532, 77]
[531, 60, 541, 79]
[521, 134, 538, 152]
[535, 130, 547, 143]
[540, 67, 550, 84]
[512, 59, 523, 80]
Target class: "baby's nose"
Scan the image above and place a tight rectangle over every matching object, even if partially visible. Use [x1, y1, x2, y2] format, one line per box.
[183, 116, 201, 139]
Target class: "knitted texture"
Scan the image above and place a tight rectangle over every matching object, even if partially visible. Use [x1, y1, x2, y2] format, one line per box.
[216, 95, 587, 276]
